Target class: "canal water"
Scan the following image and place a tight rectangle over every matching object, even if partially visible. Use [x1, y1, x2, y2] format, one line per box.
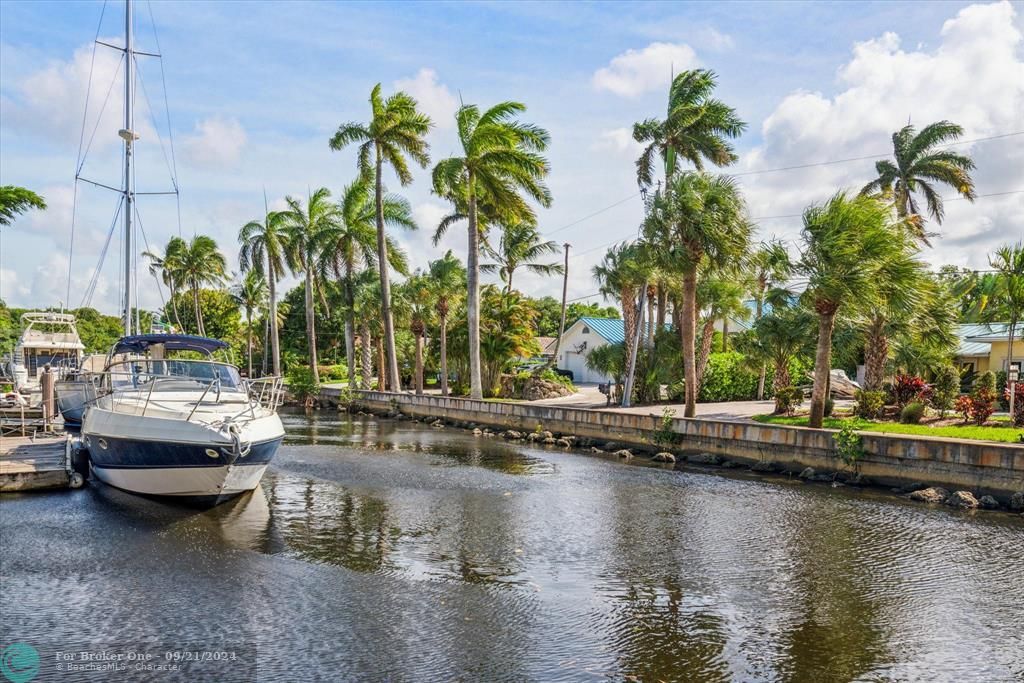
[2, 411, 1022, 681]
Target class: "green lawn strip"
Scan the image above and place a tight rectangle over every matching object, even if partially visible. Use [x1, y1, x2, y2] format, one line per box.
[752, 414, 1023, 443]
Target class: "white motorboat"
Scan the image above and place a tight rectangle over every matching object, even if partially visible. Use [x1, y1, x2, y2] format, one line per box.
[82, 334, 284, 502]
[4, 311, 85, 408]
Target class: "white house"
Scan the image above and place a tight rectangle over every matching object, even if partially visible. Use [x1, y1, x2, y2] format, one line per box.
[555, 317, 628, 384]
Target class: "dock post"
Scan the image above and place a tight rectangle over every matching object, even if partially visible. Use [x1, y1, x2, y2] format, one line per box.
[41, 365, 55, 431]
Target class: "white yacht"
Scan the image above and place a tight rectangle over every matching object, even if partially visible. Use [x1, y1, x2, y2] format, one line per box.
[82, 334, 284, 502]
[4, 311, 85, 407]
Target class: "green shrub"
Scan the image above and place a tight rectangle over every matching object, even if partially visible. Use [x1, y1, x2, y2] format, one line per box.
[774, 386, 803, 416]
[824, 397, 835, 417]
[286, 365, 320, 404]
[973, 371, 997, 395]
[930, 366, 960, 418]
[854, 390, 886, 419]
[317, 364, 348, 381]
[698, 352, 760, 402]
[652, 408, 678, 449]
[834, 422, 864, 470]
[900, 401, 927, 424]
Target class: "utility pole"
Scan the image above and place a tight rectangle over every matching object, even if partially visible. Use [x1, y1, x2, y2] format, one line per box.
[621, 282, 647, 408]
[546, 243, 571, 371]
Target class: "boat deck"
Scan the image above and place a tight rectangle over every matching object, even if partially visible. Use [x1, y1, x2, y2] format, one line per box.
[0, 434, 72, 492]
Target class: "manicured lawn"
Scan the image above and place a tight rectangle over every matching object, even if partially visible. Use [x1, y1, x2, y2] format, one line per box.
[753, 414, 1024, 444]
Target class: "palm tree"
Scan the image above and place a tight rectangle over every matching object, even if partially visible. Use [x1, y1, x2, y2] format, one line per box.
[315, 178, 415, 384]
[593, 242, 648, 374]
[329, 84, 432, 392]
[696, 274, 749, 384]
[352, 270, 382, 390]
[175, 235, 228, 336]
[143, 236, 187, 330]
[741, 306, 815, 413]
[860, 120, 976, 241]
[282, 187, 341, 384]
[988, 242, 1024, 389]
[432, 101, 552, 399]
[427, 250, 466, 396]
[795, 192, 898, 427]
[232, 270, 267, 378]
[240, 208, 290, 376]
[858, 243, 952, 391]
[482, 221, 562, 293]
[633, 69, 746, 187]
[649, 173, 750, 417]
[402, 273, 433, 395]
[0, 185, 46, 226]
[748, 240, 792, 398]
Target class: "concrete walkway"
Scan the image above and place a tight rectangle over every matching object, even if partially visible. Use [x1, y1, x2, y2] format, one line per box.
[532, 383, 853, 421]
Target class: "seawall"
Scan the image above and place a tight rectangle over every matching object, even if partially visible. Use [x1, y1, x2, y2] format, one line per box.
[337, 389, 1024, 502]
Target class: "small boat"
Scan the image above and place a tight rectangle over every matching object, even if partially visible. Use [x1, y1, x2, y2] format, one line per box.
[81, 334, 285, 503]
[4, 311, 85, 408]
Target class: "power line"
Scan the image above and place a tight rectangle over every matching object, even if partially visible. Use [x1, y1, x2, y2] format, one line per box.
[730, 131, 1024, 177]
[568, 189, 1024, 260]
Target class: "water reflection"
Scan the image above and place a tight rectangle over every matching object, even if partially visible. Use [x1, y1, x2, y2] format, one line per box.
[3, 414, 1022, 680]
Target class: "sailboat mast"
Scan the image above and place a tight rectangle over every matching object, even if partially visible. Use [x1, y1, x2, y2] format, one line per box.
[121, 0, 135, 335]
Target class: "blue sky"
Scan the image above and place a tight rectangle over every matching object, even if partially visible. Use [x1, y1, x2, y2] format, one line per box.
[1, 0, 1022, 313]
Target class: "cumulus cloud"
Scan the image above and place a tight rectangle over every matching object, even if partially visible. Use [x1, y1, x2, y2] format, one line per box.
[181, 117, 247, 168]
[393, 68, 458, 129]
[738, 0, 1024, 269]
[4, 39, 156, 150]
[592, 42, 700, 97]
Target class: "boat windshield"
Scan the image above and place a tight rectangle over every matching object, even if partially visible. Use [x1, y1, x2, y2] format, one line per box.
[108, 359, 244, 392]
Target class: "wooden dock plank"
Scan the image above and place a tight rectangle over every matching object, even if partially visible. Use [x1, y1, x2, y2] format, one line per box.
[0, 435, 71, 491]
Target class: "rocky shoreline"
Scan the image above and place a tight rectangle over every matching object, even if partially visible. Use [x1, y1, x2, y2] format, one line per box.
[352, 406, 1024, 516]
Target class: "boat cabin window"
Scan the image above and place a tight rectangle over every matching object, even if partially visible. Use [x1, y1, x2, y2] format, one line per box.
[109, 359, 243, 390]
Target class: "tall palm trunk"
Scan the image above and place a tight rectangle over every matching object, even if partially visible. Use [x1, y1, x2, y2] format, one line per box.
[262, 313, 269, 376]
[169, 281, 183, 330]
[756, 294, 767, 400]
[467, 179, 483, 400]
[414, 327, 424, 396]
[343, 260, 356, 386]
[374, 147, 401, 392]
[376, 337, 386, 391]
[772, 356, 792, 413]
[439, 310, 449, 396]
[621, 286, 639, 372]
[359, 322, 373, 390]
[505, 269, 514, 294]
[722, 318, 729, 352]
[192, 282, 205, 336]
[696, 316, 716, 389]
[809, 304, 838, 428]
[656, 285, 666, 332]
[304, 269, 319, 383]
[268, 255, 281, 376]
[863, 315, 888, 391]
[246, 307, 254, 378]
[681, 267, 698, 418]
[547, 243, 570, 371]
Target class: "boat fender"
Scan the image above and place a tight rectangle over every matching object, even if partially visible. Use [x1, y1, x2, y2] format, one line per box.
[69, 472, 85, 489]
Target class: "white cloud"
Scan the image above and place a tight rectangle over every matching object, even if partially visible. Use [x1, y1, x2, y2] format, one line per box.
[594, 127, 644, 157]
[181, 117, 247, 169]
[739, 0, 1024, 269]
[700, 27, 735, 52]
[393, 68, 458, 129]
[4, 39, 155, 150]
[592, 42, 700, 97]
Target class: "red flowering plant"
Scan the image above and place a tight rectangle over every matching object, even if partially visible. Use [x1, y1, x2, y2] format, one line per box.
[890, 374, 932, 410]
[1005, 382, 1024, 427]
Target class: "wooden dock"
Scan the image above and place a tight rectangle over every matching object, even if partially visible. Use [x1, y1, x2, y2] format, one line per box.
[0, 433, 75, 492]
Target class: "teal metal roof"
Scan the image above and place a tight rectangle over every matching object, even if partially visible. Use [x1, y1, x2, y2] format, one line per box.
[576, 316, 672, 344]
[958, 341, 992, 357]
[955, 323, 1013, 356]
[578, 317, 627, 344]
